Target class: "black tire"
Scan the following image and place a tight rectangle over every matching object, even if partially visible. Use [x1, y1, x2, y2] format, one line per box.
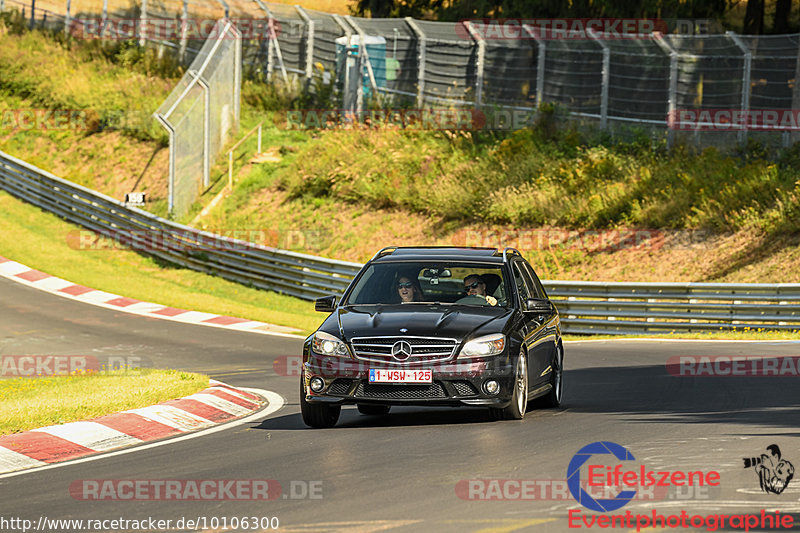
[489, 350, 528, 421]
[541, 343, 564, 408]
[300, 377, 341, 428]
[357, 404, 391, 416]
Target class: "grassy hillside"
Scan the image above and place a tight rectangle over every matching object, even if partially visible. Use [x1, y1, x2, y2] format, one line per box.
[1, 22, 799, 286]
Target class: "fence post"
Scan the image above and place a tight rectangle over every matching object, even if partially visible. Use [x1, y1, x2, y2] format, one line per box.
[727, 31, 751, 147]
[139, 0, 147, 47]
[405, 17, 426, 109]
[179, 0, 188, 63]
[216, 0, 229, 18]
[101, 0, 107, 39]
[588, 30, 610, 129]
[29, 0, 35, 30]
[346, 16, 378, 94]
[333, 14, 353, 111]
[64, 0, 70, 35]
[254, 1, 289, 84]
[463, 21, 484, 107]
[523, 24, 546, 107]
[197, 76, 210, 189]
[295, 6, 315, 83]
[154, 115, 176, 214]
[654, 32, 679, 149]
[792, 37, 800, 146]
[235, 28, 241, 128]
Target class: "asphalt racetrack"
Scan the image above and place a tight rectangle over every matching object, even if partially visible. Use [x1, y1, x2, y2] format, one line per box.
[2, 275, 800, 532]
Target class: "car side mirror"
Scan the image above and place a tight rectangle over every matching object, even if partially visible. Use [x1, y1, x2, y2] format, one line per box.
[315, 295, 336, 313]
[525, 298, 552, 314]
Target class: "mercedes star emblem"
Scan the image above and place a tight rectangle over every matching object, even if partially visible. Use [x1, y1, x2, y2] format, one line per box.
[391, 340, 413, 361]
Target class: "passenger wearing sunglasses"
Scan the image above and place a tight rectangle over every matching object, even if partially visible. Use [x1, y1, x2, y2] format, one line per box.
[396, 276, 421, 303]
[462, 275, 497, 306]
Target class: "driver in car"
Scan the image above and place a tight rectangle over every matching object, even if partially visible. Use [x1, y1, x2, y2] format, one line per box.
[461, 274, 497, 306]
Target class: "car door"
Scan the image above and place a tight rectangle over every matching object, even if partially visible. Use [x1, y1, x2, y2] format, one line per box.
[511, 260, 554, 389]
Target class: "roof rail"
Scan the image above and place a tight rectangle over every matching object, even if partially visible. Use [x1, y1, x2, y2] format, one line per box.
[371, 246, 398, 261]
[502, 247, 521, 262]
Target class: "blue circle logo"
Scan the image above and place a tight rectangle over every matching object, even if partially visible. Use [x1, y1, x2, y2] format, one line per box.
[567, 441, 637, 512]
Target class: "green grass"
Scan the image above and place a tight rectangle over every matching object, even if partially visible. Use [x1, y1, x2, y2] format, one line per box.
[0, 369, 208, 435]
[0, 190, 323, 335]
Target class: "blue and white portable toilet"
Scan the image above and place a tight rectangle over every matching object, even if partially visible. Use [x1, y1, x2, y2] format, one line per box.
[335, 34, 387, 99]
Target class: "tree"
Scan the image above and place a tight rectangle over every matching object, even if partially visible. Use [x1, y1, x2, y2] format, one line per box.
[743, 0, 765, 33]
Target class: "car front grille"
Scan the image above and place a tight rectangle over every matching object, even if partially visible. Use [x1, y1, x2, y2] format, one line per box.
[350, 336, 458, 364]
[354, 382, 447, 399]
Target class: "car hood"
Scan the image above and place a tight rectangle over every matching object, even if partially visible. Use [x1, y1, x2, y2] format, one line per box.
[335, 304, 513, 340]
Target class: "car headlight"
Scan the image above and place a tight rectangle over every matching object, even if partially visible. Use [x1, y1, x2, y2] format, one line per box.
[459, 333, 505, 358]
[311, 331, 349, 357]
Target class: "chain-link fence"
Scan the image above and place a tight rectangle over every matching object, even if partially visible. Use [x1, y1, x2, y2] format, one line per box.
[6, 0, 800, 149]
[154, 18, 240, 217]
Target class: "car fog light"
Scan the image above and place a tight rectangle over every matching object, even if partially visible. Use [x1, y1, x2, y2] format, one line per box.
[310, 377, 325, 393]
[484, 380, 500, 395]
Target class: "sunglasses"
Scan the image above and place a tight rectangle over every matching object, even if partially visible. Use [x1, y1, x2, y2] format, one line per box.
[398, 282, 414, 289]
[464, 280, 481, 290]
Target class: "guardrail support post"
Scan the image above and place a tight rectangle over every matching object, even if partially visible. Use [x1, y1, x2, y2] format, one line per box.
[405, 17, 426, 109]
[29, 0, 35, 29]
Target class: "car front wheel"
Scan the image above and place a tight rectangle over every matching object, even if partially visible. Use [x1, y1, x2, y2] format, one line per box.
[300, 377, 341, 428]
[489, 350, 528, 421]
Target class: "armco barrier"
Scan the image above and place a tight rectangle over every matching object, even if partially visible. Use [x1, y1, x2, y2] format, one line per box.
[2, 150, 799, 335]
[0, 150, 362, 300]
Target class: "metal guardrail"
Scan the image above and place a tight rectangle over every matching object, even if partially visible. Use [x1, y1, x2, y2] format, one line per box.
[1, 150, 799, 335]
[0, 150, 362, 300]
[546, 281, 800, 335]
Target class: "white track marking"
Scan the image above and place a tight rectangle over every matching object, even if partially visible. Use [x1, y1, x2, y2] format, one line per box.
[0, 448, 46, 471]
[123, 405, 213, 431]
[0, 389, 284, 479]
[31, 422, 142, 452]
[186, 393, 254, 417]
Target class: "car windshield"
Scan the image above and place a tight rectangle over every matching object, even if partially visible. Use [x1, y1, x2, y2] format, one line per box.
[343, 262, 510, 307]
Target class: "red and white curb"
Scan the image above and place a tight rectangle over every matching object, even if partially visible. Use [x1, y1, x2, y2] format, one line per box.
[0, 255, 303, 338]
[0, 380, 266, 475]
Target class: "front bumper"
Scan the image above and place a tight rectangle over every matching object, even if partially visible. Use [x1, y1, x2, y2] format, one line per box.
[302, 354, 516, 407]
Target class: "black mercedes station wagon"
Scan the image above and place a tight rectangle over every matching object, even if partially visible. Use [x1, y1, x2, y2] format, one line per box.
[300, 247, 564, 428]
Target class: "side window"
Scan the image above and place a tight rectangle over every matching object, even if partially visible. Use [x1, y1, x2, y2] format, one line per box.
[512, 262, 532, 303]
[521, 262, 545, 299]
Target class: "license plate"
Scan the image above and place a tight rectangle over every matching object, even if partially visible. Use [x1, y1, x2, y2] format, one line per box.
[369, 369, 433, 384]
